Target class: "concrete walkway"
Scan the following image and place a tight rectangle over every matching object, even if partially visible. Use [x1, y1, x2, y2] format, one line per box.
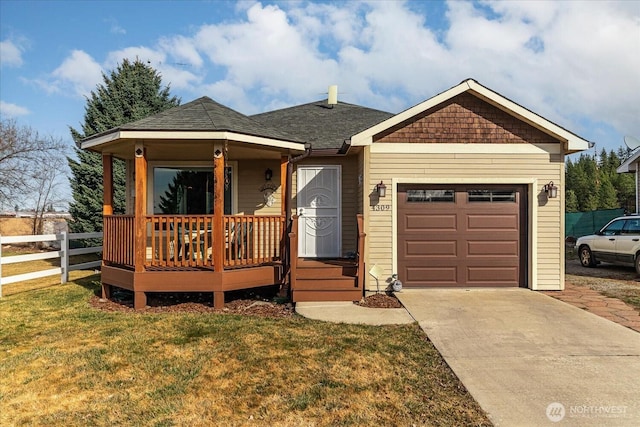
[295, 301, 414, 325]
[396, 288, 640, 426]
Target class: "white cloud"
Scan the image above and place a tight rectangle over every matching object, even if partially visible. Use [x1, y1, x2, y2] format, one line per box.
[51, 50, 103, 97]
[159, 35, 204, 68]
[442, 1, 640, 138]
[105, 46, 201, 91]
[108, 20, 126, 35]
[36, 0, 640, 146]
[0, 100, 30, 117]
[104, 46, 166, 70]
[192, 2, 339, 111]
[0, 39, 24, 67]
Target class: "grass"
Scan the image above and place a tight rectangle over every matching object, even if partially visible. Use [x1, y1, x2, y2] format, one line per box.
[1, 245, 101, 296]
[0, 276, 491, 426]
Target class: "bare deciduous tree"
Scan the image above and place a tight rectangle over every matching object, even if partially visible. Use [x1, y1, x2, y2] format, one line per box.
[26, 155, 67, 235]
[1, 119, 67, 209]
[1, 119, 68, 235]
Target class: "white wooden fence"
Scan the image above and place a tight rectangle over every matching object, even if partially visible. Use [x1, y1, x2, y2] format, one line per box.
[0, 232, 102, 298]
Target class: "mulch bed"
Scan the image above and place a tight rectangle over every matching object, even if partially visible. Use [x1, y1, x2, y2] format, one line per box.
[89, 287, 296, 318]
[356, 293, 403, 308]
[89, 287, 404, 317]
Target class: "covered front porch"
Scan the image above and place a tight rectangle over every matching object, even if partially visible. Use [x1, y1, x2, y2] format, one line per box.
[101, 213, 287, 309]
[82, 97, 367, 309]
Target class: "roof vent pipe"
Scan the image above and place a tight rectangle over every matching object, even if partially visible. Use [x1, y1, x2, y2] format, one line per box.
[328, 85, 338, 105]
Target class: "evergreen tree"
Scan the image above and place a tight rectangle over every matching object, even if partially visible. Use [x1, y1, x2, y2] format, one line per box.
[598, 174, 618, 209]
[68, 59, 180, 234]
[565, 148, 637, 212]
[565, 189, 579, 212]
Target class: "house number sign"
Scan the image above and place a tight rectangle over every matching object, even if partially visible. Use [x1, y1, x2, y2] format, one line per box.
[372, 205, 391, 211]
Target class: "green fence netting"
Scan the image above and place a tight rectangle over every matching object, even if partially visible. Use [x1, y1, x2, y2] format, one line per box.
[565, 208, 625, 238]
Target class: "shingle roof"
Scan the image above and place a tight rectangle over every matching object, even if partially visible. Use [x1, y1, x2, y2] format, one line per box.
[251, 100, 394, 150]
[86, 96, 305, 143]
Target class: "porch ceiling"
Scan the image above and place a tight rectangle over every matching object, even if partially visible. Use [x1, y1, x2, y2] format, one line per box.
[96, 138, 298, 160]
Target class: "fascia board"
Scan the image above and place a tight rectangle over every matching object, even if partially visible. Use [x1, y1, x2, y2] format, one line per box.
[350, 83, 470, 146]
[466, 80, 590, 152]
[80, 131, 122, 150]
[80, 130, 306, 152]
[351, 79, 590, 153]
[617, 152, 640, 173]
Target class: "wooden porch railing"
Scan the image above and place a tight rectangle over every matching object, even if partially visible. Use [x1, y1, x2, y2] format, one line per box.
[224, 215, 285, 267]
[147, 215, 215, 268]
[288, 216, 299, 290]
[103, 214, 285, 270]
[103, 215, 135, 267]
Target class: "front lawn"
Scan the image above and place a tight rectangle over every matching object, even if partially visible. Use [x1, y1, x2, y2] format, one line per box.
[0, 276, 491, 426]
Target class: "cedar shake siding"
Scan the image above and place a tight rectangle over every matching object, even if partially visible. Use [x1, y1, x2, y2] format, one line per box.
[376, 93, 558, 145]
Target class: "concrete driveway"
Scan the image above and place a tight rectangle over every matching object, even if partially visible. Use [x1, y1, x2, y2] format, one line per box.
[396, 288, 640, 426]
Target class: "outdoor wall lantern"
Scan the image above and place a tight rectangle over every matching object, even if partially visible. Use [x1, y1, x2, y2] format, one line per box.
[544, 181, 558, 198]
[264, 168, 273, 181]
[376, 181, 387, 198]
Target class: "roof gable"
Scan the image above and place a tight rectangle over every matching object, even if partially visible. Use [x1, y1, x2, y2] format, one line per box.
[376, 92, 557, 145]
[351, 79, 590, 153]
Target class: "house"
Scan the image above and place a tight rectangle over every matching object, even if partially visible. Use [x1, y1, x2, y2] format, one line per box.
[80, 79, 590, 309]
[616, 150, 640, 214]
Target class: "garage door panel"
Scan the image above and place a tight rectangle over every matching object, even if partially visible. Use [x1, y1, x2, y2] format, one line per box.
[467, 240, 519, 256]
[398, 184, 526, 288]
[404, 240, 457, 256]
[404, 214, 457, 231]
[467, 267, 519, 286]
[466, 214, 518, 230]
[406, 267, 457, 285]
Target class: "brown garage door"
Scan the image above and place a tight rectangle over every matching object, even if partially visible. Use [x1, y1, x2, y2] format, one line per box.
[397, 184, 527, 287]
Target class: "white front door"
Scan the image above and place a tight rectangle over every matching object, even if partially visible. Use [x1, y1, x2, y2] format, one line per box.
[297, 165, 341, 258]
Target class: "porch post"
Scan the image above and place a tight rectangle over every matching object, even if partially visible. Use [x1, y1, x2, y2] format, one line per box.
[213, 145, 225, 274]
[212, 144, 226, 309]
[102, 154, 113, 216]
[134, 142, 147, 273]
[280, 155, 288, 217]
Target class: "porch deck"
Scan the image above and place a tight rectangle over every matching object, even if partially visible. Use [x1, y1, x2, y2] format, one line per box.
[99, 214, 366, 309]
[101, 214, 286, 309]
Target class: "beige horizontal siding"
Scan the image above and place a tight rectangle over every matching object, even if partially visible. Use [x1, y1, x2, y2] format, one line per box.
[236, 159, 283, 216]
[364, 145, 564, 290]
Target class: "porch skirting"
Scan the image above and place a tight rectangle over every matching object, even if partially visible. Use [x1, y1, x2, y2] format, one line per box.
[101, 264, 282, 310]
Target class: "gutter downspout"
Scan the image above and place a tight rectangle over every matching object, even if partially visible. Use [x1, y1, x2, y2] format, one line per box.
[281, 142, 312, 298]
[285, 142, 312, 224]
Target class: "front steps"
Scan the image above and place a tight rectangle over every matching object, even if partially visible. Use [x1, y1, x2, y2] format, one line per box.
[291, 259, 363, 302]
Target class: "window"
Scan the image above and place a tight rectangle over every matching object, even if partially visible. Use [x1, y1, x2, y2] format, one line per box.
[468, 190, 516, 202]
[624, 219, 640, 235]
[601, 219, 625, 236]
[407, 189, 455, 202]
[153, 167, 232, 215]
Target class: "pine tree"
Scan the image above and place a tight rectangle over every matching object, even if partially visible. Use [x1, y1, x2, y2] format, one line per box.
[68, 59, 180, 235]
[598, 174, 619, 209]
[565, 148, 637, 213]
[565, 189, 579, 212]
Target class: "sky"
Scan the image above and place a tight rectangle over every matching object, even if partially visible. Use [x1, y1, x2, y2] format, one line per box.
[1, 0, 639, 162]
